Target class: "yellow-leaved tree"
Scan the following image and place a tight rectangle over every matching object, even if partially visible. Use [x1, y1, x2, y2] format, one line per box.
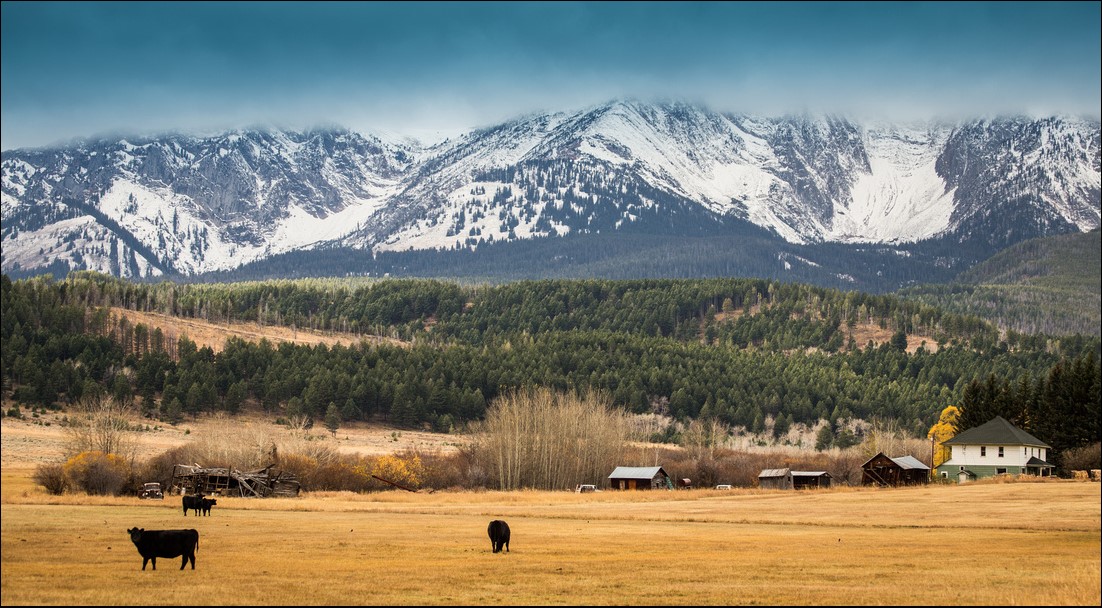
[63, 450, 131, 495]
[927, 405, 960, 468]
[370, 453, 425, 490]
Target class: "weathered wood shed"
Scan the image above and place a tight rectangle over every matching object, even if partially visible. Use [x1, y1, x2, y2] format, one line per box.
[758, 468, 794, 489]
[792, 471, 832, 489]
[608, 466, 672, 490]
[759, 469, 834, 489]
[861, 453, 930, 486]
[170, 464, 301, 497]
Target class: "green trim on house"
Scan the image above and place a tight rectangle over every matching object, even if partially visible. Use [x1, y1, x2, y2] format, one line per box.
[936, 463, 1052, 479]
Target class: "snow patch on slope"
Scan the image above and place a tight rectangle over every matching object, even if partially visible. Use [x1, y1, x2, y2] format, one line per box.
[833, 123, 956, 243]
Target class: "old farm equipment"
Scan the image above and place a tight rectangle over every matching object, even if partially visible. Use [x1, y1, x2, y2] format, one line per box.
[170, 464, 301, 498]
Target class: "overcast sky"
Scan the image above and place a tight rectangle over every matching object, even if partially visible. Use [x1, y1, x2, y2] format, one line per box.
[2, 1, 1099, 150]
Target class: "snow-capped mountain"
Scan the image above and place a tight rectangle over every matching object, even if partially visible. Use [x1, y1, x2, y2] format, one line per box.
[2, 128, 415, 277]
[2, 100, 1099, 279]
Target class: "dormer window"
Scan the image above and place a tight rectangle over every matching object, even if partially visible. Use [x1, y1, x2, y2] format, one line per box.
[998, 447, 1004, 458]
[980, 446, 986, 457]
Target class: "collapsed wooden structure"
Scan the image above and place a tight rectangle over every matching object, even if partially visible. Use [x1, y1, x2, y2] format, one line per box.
[170, 464, 301, 498]
[861, 453, 930, 486]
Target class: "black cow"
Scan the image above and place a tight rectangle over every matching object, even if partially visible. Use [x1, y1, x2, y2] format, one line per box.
[199, 497, 217, 516]
[487, 520, 510, 553]
[182, 494, 203, 516]
[127, 527, 199, 570]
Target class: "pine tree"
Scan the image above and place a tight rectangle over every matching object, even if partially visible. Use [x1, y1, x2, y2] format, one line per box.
[324, 402, 341, 437]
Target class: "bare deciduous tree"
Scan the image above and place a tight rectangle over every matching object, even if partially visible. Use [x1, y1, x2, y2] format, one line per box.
[64, 394, 138, 461]
[679, 417, 732, 460]
[474, 388, 636, 490]
[861, 417, 905, 459]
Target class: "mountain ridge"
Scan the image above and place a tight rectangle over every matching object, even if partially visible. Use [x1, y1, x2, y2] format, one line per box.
[3, 100, 1099, 282]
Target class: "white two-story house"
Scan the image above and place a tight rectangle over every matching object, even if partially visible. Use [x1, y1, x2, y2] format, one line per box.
[936, 416, 1054, 482]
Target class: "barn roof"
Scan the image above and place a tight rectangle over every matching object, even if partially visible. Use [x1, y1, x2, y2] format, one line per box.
[791, 471, 832, 478]
[608, 466, 666, 480]
[943, 416, 1050, 448]
[758, 468, 791, 478]
[861, 452, 931, 470]
[890, 455, 930, 470]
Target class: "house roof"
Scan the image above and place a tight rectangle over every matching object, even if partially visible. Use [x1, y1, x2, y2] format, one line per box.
[608, 466, 666, 480]
[890, 455, 931, 470]
[758, 468, 791, 478]
[943, 416, 1050, 448]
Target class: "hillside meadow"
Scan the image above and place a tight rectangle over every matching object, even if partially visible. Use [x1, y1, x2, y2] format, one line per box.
[2, 464, 1099, 606]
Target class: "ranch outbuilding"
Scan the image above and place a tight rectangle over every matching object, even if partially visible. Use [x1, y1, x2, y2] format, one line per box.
[792, 470, 832, 489]
[757, 468, 833, 489]
[608, 466, 672, 490]
[757, 468, 793, 489]
[861, 453, 930, 486]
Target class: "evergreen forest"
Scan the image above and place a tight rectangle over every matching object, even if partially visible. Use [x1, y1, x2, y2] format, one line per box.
[2, 271, 1098, 460]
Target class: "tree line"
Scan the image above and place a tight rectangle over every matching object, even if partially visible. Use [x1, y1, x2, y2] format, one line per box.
[956, 351, 1100, 460]
[3, 273, 1098, 448]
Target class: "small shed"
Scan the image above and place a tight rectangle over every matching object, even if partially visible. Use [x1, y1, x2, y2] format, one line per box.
[608, 466, 672, 490]
[759, 469, 833, 490]
[758, 468, 794, 490]
[862, 453, 930, 486]
[792, 471, 832, 489]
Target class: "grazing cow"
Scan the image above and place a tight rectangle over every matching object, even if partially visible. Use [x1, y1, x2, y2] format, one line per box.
[182, 494, 203, 516]
[127, 527, 199, 570]
[487, 520, 510, 553]
[199, 497, 217, 516]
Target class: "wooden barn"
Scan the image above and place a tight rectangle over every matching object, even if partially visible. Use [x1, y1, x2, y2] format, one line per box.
[861, 453, 930, 486]
[170, 464, 301, 497]
[608, 466, 672, 490]
[758, 468, 833, 490]
[792, 471, 832, 489]
[758, 468, 794, 489]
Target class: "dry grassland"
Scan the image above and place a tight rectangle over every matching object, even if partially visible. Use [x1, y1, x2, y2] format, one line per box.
[0, 412, 462, 469]
[2, 464, 1098, 605]
[115, 303, 932, 358]
[713, 307, 939, 354]
[1, 390, 1096, 605]
[108, 307, 405, 354]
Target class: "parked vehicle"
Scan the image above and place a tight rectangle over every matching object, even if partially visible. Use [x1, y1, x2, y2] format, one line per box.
[715, 484, 733, 490]
[575, 484, 598, 493]
[139, 482, 164, 499]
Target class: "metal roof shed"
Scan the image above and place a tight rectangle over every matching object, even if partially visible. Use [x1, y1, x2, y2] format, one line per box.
[758, 468, 793, 490]
[861, 453, 930, 486]
[608, 466, 671, 490]
[791, 471, 832, 489]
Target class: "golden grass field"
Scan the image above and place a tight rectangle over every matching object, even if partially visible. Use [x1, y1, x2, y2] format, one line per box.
[108, 307, 405, 354]
[2, 461, 1099, 606]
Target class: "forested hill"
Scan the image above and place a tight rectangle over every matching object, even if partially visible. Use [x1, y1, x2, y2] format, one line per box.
[2, 272, 1098, 448]
[898, 230, 1101, 336]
